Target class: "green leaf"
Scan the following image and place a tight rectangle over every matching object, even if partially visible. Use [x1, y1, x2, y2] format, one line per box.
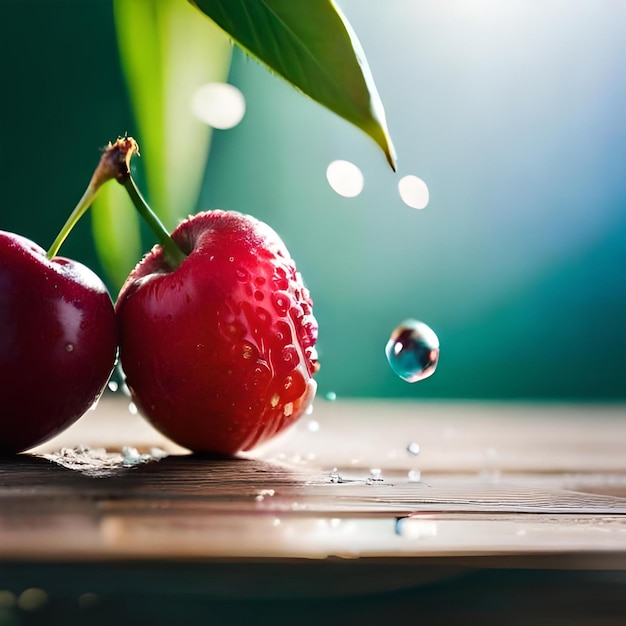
[113, 0, 233, 227]
[92, 0, 232, 288]
[189, 0, 397, 169]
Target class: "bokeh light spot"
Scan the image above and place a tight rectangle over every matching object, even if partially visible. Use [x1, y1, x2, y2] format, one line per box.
[191, 83, 246, 129]
[326, 160, 364, 198]
[398, 175, 430, 209]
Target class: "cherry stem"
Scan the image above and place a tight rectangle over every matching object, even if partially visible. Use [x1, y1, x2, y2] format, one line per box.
[47, 183, 101, 259]
[107, 137, 186, 269]
[121, 175, 186, 269]
[47, 137, 186, 269]
[46, 139, 132, 259]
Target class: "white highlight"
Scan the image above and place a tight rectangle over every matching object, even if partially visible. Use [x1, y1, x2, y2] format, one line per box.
[398, 175, 430, 209]
[326, 160, 364, 198]
[191, 83, 246, 129]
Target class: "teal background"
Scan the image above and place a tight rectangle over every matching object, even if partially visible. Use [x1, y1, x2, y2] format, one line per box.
[1, 1, 625, 401]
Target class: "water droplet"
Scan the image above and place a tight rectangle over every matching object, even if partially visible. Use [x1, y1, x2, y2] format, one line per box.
[408, 469, 422, 482]
[305, 403, 314, 416]
[255, 488, 275, 502]
[65, 343, 74, 352]
[407, 442, 421, 456]
[398, 175, 429, 209]
[328, 468, 343, 483]
[128, 402, 138, 415]
[190, 82, 246, 129]
[121, 445, 152, 467]
[366, 467, 384, 485]
[326, 159, 364, 198]
[307, 419, 320, 432]
[149, 447, 169, 460]
[108, 380, 119, 392]
[235, 267, 249, 282]
[385, 319, 439, 383]
[325, 391, 337, 401]
[271, 291, 291, 314]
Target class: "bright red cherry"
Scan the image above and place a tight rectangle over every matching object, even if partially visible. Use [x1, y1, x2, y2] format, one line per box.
[116, 210, 319, 456]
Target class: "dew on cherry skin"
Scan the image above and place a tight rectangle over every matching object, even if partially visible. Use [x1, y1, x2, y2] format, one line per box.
[385, 319, 440, 383]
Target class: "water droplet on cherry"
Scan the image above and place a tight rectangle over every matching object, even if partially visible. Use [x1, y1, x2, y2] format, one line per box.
[386, 319, 439, 383]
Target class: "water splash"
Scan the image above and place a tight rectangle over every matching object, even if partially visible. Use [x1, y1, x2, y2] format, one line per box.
[385, 319, 439, 383]
[366, 467, 384, 485]
[407, 441, 421, 456]
[328, 467, 343, 483]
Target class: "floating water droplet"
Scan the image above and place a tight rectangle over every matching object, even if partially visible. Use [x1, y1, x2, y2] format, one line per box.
[128, 401, 138, 415]
[190, 82, 246, 129]
[108, 380, 119, 393]
[407, 442, 421, 456]
[385, 319, 439, 383]
[305, 403, 314, 416]
[326, 160, 364, 198]
[325, 391, 337, 401]
[398, 175, 429, 209]
[408, 469, 422, 482]
[307, 419, 320, 432]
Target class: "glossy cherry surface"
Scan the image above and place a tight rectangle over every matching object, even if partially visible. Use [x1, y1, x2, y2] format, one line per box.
[0, 231, 118, 453]
[116, 210, 318, 455]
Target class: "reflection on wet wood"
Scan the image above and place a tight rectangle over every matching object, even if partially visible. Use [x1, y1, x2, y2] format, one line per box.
[0, 397, 625, 570]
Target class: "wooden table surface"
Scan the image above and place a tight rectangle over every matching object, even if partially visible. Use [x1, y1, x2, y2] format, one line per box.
[1, 395, 626, 624]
